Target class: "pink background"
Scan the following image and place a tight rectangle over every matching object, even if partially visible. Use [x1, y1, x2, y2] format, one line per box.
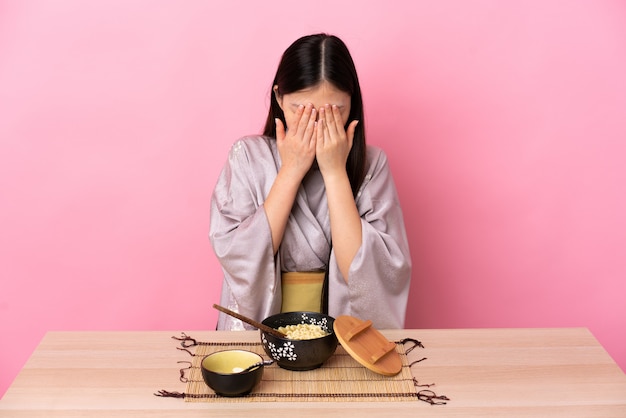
[1, 0, 625, 397]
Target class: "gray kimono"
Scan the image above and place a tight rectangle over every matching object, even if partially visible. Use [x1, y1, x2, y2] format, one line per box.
[209, 135, 411, 330]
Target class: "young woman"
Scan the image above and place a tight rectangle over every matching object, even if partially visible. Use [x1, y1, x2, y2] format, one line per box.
[210, 34, 411, 330]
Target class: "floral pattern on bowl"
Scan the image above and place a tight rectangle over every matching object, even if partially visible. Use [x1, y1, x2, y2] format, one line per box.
[261, 338, 297, 362]
[298, 313, 330, 332]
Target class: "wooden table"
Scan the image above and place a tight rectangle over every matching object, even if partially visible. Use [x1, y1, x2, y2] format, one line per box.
[1, 328, 625, 417]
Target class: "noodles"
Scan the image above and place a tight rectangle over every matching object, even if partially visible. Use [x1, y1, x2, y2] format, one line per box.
[277, 323, 329, 340]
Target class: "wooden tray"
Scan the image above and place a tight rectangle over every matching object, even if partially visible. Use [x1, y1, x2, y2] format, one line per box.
[333, 315, 402, 376]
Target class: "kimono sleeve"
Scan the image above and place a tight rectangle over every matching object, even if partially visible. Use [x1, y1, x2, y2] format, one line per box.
[328, 147, 412, 328]
[209, 138, 281, 326]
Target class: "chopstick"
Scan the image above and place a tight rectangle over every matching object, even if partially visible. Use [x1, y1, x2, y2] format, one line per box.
[212, 304, 287, 338]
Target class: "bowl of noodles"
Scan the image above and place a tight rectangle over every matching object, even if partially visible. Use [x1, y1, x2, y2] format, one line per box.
[260, 311, 338, 371]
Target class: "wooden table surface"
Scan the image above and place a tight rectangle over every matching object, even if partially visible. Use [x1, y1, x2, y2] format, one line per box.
[1, 328, 625, 417]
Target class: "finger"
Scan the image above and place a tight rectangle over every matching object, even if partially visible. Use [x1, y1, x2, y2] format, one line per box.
[316, 107, 326, 144]
[315, 123, 326, 156]
[286, 104, 303, 137]
[310, 121, 319, 153]
[275, 118, 286, 141]
[346, 120, 359, 150]
[322, 104, 338, 137]
[304, 107, 317, 141]
[296, 103, 314, 136]
[331, 104, 344, 129]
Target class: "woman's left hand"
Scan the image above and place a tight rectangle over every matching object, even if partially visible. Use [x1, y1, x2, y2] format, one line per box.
[315, 104, 359, 178]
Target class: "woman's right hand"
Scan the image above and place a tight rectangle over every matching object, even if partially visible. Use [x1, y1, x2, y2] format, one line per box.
[275, 103, 317, 181]
[266, 103, 318, 253]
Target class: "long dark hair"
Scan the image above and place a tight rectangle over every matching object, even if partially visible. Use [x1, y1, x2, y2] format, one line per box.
[263, 34, 366, 197]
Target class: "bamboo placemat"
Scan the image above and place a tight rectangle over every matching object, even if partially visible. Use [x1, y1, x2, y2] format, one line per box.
[179, 340, 420, 403]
